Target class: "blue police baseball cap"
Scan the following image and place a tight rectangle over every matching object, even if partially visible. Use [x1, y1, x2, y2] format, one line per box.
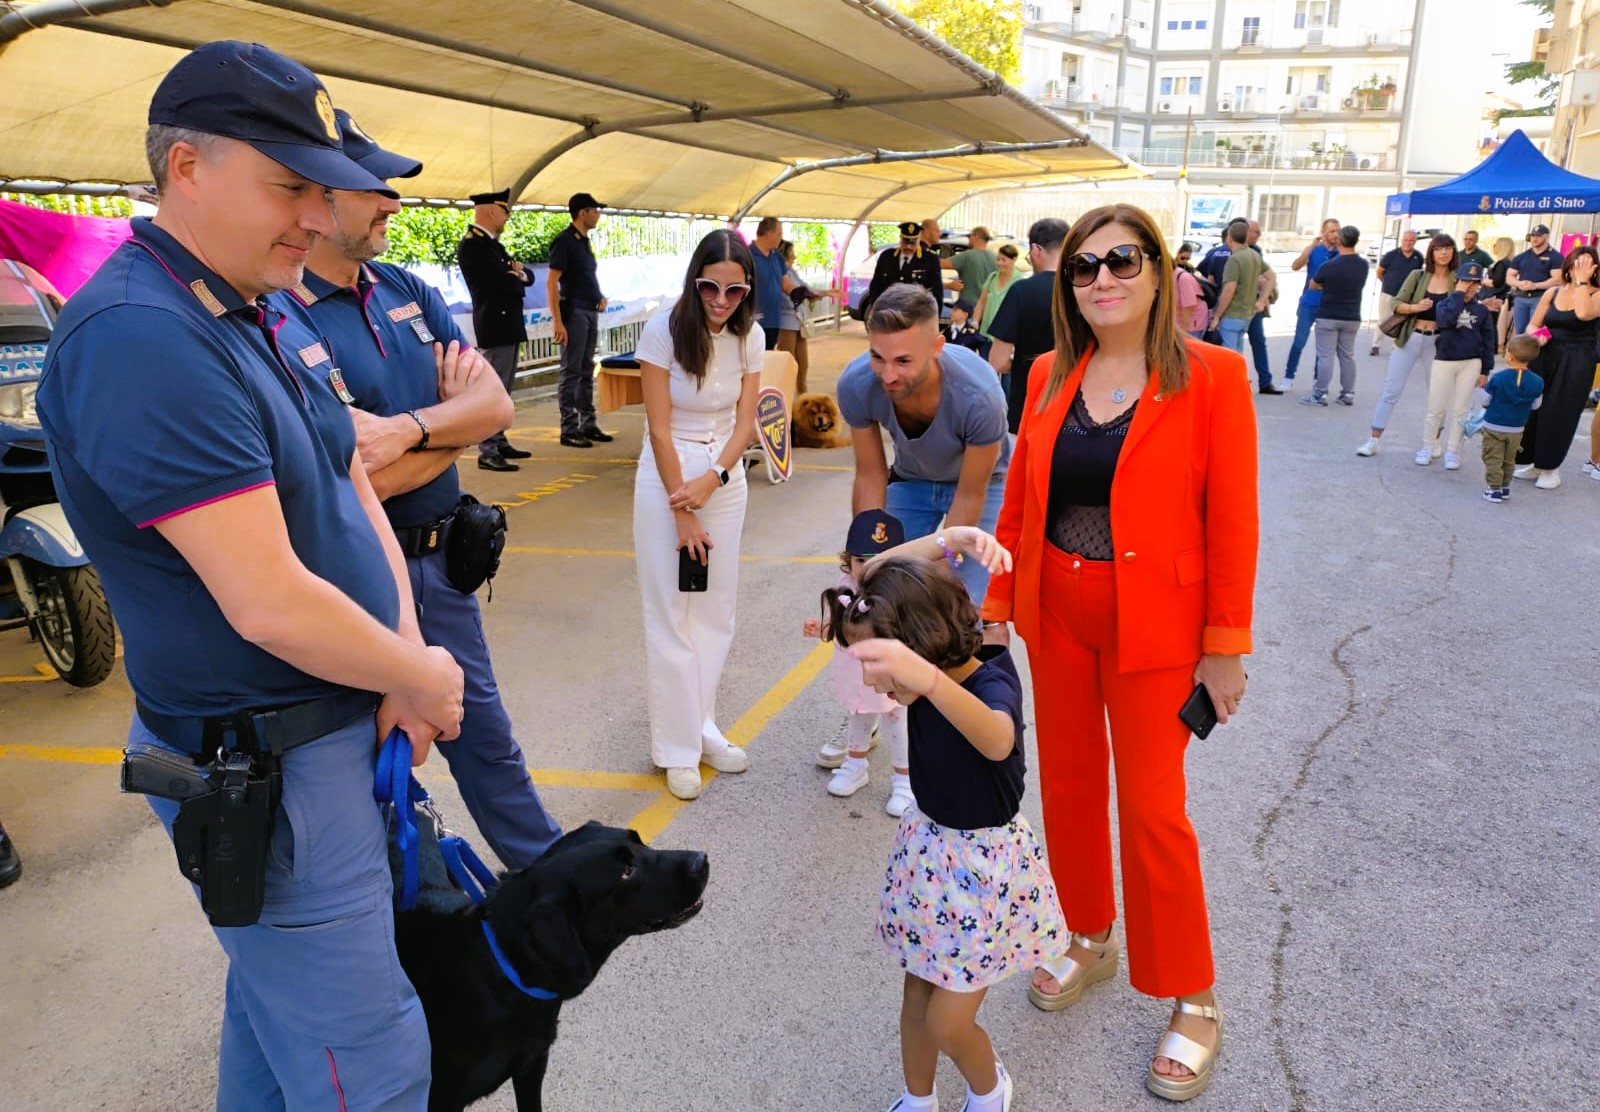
[1458, 259, 1485, 283]
[335, 110, 422, 184]
[846, 510, 905, 557]
[149, 41, 395, 196]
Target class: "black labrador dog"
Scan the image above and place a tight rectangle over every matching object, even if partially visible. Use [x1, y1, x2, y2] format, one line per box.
[395, 821, 709, 1111]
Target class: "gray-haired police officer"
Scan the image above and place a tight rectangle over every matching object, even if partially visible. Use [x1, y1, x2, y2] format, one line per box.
[282, 113, 562, 868]
[38, 41, 461, 1110]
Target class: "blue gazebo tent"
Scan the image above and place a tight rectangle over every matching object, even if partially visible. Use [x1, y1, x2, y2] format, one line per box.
[1386, 130, 1600, 217]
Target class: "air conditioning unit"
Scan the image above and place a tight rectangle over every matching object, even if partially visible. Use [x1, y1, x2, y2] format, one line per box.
[1218, 95, 1236, 112]
[1341, 96, 1358, 110]
[1358, 156, 1376, 170]
[1158, 100, 1175, 113]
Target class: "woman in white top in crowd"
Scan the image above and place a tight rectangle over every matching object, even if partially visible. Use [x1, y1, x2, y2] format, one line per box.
[635, 229, 765, 800]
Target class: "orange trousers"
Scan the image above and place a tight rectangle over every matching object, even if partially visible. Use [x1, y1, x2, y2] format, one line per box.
[1030, 544, 1215, 998]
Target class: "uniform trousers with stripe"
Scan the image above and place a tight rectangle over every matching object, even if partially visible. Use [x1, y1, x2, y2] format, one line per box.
[1027, 545, 1215, 998]
[634, 437, 749, 769]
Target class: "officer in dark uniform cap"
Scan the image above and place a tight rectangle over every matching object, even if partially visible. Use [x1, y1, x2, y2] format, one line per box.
[865, 219, 944, 316]
[38, 40, 460, 1108]
[282, 112, 562, 871]
[457, 187, 533, 470]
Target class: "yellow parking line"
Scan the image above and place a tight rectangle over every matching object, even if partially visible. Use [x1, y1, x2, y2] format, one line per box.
[503, 545, 835, 564]
[0, 673, 55, 684]
[627, 641, 832, 844]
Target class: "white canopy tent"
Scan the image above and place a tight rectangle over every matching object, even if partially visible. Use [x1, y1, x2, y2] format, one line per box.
[0, 0, 1144, 221]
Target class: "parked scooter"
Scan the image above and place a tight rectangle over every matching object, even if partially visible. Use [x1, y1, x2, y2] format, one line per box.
[0, 260, 116, 687]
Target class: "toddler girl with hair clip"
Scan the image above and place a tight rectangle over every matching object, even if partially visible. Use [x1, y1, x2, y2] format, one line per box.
[818, 526, 1068, 1112]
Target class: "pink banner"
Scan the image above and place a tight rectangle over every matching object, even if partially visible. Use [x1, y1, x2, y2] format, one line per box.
[0, 198, 130, 299]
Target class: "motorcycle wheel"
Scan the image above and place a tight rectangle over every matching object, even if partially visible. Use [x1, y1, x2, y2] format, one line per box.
[25, 560, 116, 687]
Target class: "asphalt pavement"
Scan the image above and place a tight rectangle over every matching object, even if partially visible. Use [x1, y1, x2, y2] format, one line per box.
[1, 297, 1596, 1112]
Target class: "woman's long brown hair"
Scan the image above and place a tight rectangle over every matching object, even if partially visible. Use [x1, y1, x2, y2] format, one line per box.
[1040, 203, 1190, 411]
[668, 228, 756, 387]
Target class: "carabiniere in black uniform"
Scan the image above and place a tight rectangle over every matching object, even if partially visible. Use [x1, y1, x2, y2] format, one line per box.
[865, 219, 945, 317]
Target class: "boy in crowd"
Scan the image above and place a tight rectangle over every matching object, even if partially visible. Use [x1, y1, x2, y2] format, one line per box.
[1476, 335, 1546, 503]
[943, 299, 989, 358]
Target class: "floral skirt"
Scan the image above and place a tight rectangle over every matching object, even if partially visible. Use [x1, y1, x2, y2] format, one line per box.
[878, 808, 1069, 992]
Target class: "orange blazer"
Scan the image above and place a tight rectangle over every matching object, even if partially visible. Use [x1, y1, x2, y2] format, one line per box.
[981, 340, 1259, 672]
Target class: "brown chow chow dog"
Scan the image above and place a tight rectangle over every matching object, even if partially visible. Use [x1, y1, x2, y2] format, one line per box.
[792, 392, 851, 449]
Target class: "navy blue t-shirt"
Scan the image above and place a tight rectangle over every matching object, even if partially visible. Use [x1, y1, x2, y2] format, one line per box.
[547, 224, 602, 308]
[1378, 248, 1424, 296]
[38, 218, 399, 717]
[283, 262, 467, 528]
[1509, 247, 1564, 290]
[906, 645, 1026, 830]
[1312, 254, 1369, 321]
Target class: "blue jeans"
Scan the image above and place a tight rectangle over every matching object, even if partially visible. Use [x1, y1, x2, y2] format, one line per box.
[1511, 296, 1537, 337]
[409, 548, 561, 870]
[885, 474, 1007, 605]
[1217, 316, 1249, 354]
[1285, 301, 1318, 378]
[1247, 311, 1274, 388]
[131, 714, 431, 1111]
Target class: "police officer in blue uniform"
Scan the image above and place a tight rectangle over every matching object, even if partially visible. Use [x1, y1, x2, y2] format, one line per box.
[38, 42, 461, 1110]
[282, 112, 562, 869]
[457, 189, 533, 471]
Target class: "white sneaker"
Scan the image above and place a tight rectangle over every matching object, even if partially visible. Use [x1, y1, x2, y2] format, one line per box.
[1443, 452, 1461, 471]
[885, 1088, 938, 1112]
[701, 746, 748, 774]
[1535, 469, 1563, 490]
[665, 767, 702, 800]
[1413, 446, 1435, 466]
[1583, 460, 1600, 479]
[1356, 437, 1381, 457]
[827, 761, 870, 797]
[1513, 462, 1539, 480]
[816, 738, 849, 768]
[886, 776, 916, 817]
[959, 1060, 1013, 1112]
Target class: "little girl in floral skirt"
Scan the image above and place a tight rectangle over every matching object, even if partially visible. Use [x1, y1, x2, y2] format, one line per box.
[819, 526, 1067, 1112]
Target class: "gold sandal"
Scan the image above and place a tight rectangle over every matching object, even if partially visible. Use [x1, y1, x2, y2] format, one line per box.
[1027, 925, 1120, 1012]
[1146, 999, 1223, 1102]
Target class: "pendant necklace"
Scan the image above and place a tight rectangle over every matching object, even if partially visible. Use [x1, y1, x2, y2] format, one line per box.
[1111, 388, 1128, 403]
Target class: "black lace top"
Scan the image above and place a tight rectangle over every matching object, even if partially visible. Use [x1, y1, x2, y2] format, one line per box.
[1045, 390, 1137, 561]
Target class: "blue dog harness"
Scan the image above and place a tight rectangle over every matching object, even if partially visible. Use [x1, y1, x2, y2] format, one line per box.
[375, 731, 558, 1000]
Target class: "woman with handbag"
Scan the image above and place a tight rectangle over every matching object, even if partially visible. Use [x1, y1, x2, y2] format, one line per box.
[980, 203, 1258, 1103]
[1514, 246, 1600, 490]
[634, 229, 765, 800]
[1356, 234, 1458, 458]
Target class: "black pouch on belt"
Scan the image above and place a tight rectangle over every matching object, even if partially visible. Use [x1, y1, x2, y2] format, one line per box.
[445, 494, 509, 596]
[171, 753, 275, 928]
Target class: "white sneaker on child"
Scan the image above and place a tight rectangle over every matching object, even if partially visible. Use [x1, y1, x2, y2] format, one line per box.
[960, 1060, 1013, 1112]
[886, 775, 916, 818]
[815, 738, 849, 769]
[885, 1088, 938, 1112]
[827, 758, 870, 797]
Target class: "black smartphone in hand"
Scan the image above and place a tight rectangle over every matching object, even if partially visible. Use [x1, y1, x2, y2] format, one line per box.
[1178, 683, 1219, 740]
[678, 546, 709, 592]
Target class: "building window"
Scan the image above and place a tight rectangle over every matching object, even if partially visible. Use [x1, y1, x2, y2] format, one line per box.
[1167, 19, 1178, 29]
[1196, 19, 1208, 29]
[1262, 194, 1300, 234]
[1242, 16, 1260, 45]
[1189, 76, 1202, 94]
[1181, 19, 1192, 29]
[1160, 76, 1173, 95]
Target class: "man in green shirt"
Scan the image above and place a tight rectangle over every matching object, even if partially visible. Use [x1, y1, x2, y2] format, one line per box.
[942, 226, 997, 296]
[1210, 219, 1273, 355]
[1461, 229, 1493, 269]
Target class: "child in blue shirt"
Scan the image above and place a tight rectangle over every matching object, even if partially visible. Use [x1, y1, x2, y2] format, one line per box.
[819, 526, 1066, 1112]
[1475, 334, 1545, 503]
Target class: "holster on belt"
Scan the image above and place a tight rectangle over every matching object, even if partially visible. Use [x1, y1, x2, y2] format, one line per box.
[444, 494, 508, 596]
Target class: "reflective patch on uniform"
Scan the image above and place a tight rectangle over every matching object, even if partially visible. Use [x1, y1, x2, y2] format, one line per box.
[410, 318, 435, 344]
[298, 342, 330, 367]
[328, 367, 355, 404]
[189, 280, 226, 316]
[388, 302, 423, 323]
[288, 282, 319, 306]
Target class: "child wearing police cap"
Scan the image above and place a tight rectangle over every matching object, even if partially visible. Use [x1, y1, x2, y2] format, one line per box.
[802, 510, 914, 816]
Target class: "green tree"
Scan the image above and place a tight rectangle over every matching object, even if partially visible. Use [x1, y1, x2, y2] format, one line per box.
[897, 0, 1023, 83]
[1, 192, 133, 218]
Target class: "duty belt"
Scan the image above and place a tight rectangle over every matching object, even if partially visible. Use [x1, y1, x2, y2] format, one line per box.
[394, 512, 455, 557]
[137, 689, 379, 759]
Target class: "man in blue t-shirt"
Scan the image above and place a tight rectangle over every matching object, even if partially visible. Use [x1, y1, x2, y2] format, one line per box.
[838, 283, 1009, 605]
[36, 42, 460, 1108]
[1507, 224, 1565, 337]
[1303, 225, 1369, 406]
[750, 215, 795, 351]
[1285, 218, 1341, 383]
[283, 114, 562, 871]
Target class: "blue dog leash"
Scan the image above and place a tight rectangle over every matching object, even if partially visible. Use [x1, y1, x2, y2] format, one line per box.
[374, 730, 557, 1000]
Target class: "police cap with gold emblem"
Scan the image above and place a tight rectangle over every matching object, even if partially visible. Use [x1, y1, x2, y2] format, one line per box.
[335, 109, 422, 183]
[897, 220, 922, 239]
[846, 509, 906, 557]
[469, 189, 513, 209]
[149, 40, 394, 196]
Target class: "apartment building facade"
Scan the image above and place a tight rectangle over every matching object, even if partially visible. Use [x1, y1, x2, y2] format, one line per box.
[1544, 0, 1600, 243]
[1017, 0, 1479, 244]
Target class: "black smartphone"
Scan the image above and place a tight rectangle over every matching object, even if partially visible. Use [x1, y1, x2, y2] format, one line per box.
[678, 546, 709, 593]
[1178, 683, 1219, 740]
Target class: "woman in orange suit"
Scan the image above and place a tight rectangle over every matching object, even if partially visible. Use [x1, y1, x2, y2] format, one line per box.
[980, 203, 1257, 1103]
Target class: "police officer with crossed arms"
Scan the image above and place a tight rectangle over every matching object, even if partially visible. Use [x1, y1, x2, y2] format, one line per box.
[39, 42, 458, 1109]
[282, 111, 562, 870]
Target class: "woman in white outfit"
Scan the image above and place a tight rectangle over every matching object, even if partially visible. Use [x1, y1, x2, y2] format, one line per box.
[1357, 234, 1457, 457]
[635, 229, 764, 800]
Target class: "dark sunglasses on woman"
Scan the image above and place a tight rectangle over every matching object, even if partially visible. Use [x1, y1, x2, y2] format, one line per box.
[1065, 244, 1146, 287]
[695, 278, 751, 302]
